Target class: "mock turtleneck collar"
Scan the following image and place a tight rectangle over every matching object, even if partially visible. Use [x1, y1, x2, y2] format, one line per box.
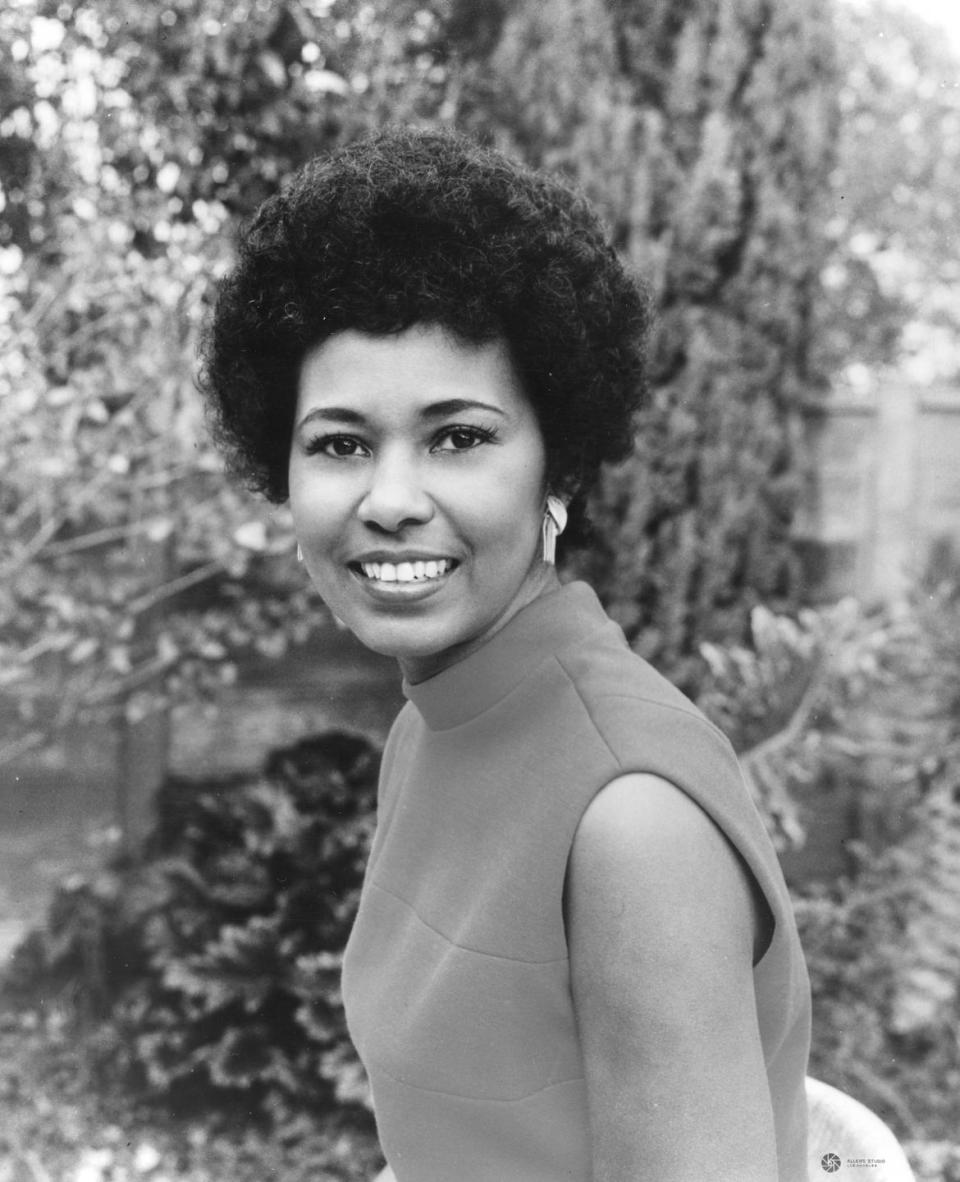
[401, 580, 612, 731]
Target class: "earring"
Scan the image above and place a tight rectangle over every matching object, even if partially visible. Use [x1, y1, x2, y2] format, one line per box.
[296, 543, 303, 562]
[541, 495, 567, 564]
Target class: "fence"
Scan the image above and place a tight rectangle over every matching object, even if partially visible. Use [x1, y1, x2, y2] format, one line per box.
[794, 384, 960, 603]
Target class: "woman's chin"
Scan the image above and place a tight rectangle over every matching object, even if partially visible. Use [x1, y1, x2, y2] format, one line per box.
[342, 615, 457, 667]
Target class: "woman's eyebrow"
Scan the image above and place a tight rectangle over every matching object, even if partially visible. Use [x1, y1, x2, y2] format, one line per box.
[420, 399, 506, 419]
[296, 398, 506, 431]
[296, 406, 367, 429]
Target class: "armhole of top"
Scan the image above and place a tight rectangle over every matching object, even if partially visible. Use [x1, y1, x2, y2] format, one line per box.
[561, 775, 776, 968]
[736, 841, 776, 966]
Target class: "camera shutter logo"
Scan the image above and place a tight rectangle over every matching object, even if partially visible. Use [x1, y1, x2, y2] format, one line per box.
[821, 1151, 842, 1173]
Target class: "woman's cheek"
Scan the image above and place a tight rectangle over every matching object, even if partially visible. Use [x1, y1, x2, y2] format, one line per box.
[291, 468, 347, 547]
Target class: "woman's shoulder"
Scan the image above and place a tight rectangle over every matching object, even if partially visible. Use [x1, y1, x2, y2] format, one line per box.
[552, 620, 771, 873]
[553, 621, 736, 769]
[568, 769, 764, 962]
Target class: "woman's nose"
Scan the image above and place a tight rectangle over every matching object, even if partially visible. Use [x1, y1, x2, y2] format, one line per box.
[357, 452, 434, 532]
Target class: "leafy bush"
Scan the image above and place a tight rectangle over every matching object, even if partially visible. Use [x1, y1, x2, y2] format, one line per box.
[0, 1008, 380, 1182]
[4, 729, 379, 1130]
[8, 590, 960, 1153]
[697, 597, 888, 850]
[698, 586, 960, 1141]
[796, 817, 960, 1142]
[794, 590, 960, 1140]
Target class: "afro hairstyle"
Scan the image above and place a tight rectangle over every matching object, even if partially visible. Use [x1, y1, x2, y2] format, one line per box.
[198, 126, 650, 544]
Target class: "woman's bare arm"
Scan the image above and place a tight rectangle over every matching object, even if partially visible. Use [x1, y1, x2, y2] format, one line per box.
[566, 772, 779, 1182]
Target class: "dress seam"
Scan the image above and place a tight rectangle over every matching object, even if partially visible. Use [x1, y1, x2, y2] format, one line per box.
[410, 617, 611, 732]
[367, 1059, 586, 1103]
[552, 654, 735, 755]
[367, 880, 570, 965]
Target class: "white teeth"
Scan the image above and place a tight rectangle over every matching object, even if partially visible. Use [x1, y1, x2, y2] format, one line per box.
[359, 559, 453, 583]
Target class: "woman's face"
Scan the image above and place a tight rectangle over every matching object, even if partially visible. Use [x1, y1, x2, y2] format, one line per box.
[288, 324, 553, 682]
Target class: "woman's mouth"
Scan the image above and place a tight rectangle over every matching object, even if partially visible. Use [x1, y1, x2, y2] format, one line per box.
[355, 558, 457, 584]
[348, 557, 459, 604]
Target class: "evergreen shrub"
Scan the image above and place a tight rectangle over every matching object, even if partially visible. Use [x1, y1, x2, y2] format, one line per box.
[453, 0, 839, 691]
[3, 730, 379, 1128]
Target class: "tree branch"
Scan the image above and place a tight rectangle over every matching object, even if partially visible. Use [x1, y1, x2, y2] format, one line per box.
[41, 517, 171, 557]
[3, 434, 179, 581]
[82, 653, 174, 705]
[0, 730, 47, 768]
[127, 559, 224, 617]
[740, 655, 828, 770]
[4, 465, 117, 579]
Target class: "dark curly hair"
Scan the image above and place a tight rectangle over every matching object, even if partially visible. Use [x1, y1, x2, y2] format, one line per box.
[198, 126, 650, 545]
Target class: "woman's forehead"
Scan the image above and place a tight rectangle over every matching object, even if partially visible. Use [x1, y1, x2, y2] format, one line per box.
[295, 325, 532, 426]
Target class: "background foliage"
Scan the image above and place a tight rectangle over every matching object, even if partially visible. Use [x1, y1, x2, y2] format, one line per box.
[3, 0, 955, 759]
[466, 0, 839, 686]
[698, 585, 960, 1138]
[4, 730, 379, 1131]
[814, 0, 960, 390]
[3, 0, 960, 1174]
[7, 589, 960, 1158]
[1, 0, 843, 763]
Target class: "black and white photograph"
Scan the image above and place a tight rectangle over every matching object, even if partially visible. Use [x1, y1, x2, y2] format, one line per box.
[1, 0, 958, 1179]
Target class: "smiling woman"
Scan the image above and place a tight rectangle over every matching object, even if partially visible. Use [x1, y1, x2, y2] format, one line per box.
[198, 128, 812, 1182]
[289, 328, 551, 682]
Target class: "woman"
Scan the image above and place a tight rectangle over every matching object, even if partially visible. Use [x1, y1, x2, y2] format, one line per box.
[200, 127, 811, 1181]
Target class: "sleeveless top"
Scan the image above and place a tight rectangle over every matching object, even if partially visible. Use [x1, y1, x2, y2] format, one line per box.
[342, 582, 811, 1181]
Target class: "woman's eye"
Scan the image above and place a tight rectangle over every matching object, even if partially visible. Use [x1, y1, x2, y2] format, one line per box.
[434, 426, 496, 452]
[308, 435, 367, 458]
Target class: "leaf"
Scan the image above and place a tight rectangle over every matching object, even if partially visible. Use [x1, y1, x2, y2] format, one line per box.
[208, 1024, 299, 1090]
[233, 520, 268, 551]
[160, 959, 238, 1013]
[68, 636, 100, 664]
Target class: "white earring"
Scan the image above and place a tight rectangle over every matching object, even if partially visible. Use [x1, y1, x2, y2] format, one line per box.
[296, 543, 303, 562]
[541, 495, 567, 564]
